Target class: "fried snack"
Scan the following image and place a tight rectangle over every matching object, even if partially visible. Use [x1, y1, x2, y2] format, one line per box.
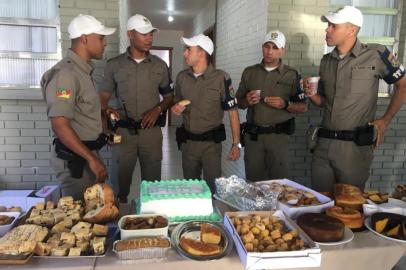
[230, 214, 305, 252]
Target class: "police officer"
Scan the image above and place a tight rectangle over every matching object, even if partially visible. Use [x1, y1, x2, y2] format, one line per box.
[306, 6, 406, 192]
[171, 34, 241, 193]
[100, 14, 173, 203]
[236, 31, 307, 182]
[42, 14, 116, 200]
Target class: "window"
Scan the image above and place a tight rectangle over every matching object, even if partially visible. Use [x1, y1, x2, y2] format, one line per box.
[0, 0, 61, 93]
[329, 0, 401, 96]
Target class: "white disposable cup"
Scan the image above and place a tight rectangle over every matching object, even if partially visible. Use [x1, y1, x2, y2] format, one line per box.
[305, 77, 320, 94]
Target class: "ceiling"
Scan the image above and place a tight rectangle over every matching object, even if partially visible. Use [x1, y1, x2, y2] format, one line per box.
[129, 0, 210, 31]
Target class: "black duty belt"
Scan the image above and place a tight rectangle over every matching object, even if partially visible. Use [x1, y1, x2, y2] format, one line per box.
[317, 128, 355, 141]
[317, 125, 374, 146]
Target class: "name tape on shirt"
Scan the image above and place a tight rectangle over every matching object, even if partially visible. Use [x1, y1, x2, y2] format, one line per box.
[56, 88, 72, 99]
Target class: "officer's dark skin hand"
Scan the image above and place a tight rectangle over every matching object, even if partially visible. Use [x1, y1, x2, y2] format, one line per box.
[228, 146, 240, 161]
[246, 90, 261, 105]
[264, 96, 286, 109]
[88, 158, 108, 183]
[141, 106, 161, 128]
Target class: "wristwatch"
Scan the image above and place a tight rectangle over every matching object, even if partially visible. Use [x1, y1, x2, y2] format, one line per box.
[232, 143, 242, 149]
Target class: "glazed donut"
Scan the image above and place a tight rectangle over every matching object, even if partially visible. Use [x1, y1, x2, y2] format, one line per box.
[326, 206, 363, 229]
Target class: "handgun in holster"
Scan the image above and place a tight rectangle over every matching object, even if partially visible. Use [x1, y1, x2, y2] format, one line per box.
[213, 124, 226, 143]
[354, 125, 375, 146]
[53, 134, 108, 179]
[175, 126, 187, 150]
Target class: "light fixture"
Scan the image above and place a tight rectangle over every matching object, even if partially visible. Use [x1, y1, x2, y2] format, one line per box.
[168, 15, 174, 22]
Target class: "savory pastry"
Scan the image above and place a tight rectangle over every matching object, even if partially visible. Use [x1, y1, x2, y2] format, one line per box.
[68, 247, 81, 256]
[60, 232, 76, 247]
[201, 223, 221, 244]
[51, 247, 68, 256]
[326, 206, 363, 229]
[92, 224, 108, 236]
[296, 213, 344, 242]
[92, 240, 104, 255]
[34, 242, 51, 256]
[179, 237, 220, 256]
[0, 224, 48, 255]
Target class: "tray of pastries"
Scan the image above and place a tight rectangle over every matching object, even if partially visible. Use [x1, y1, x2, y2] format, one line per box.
[171, 221, 233, 260]
[226, 211, 310, 252]
[258, 181, 323, 207]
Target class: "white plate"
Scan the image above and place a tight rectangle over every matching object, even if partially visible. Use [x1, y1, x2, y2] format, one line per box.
[364, 217, 406, 244]
[314, 227, 354, 246]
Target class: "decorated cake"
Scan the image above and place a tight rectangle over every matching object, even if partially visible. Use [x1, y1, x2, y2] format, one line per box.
[139, 179, 218, 222]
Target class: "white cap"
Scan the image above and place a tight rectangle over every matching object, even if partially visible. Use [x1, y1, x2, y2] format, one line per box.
[181, 34, 214, 55]
[127, 14, 158, 34]
[263, 30, 286, 49]
[321, 6, 363, 27]
[68, 14, 116, 39]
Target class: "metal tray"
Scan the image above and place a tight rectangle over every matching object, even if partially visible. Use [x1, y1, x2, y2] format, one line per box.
[171, 221, 233, 261]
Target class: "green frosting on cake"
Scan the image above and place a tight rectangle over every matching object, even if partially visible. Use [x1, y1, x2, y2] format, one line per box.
[140, 179, 212, 203]
[137, 179, 220, 223]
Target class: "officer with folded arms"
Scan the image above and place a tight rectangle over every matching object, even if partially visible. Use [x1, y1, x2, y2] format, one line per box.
[171, 34, 241, 193]
[306, 6, 406, 192]
[42, 14, 116, 200]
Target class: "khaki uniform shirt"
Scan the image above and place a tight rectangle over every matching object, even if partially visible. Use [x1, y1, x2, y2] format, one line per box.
[319, 39, 405, 130]
[236, 61, 305, 126]
[174, 64, 238, 134]
[102, 49, 173, 120]
[41, 49, 101, 141]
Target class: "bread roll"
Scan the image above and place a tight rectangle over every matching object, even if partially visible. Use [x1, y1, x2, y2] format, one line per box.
[178, 99, 191, 106]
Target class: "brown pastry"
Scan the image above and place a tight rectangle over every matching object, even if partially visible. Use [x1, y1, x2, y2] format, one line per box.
[334, 184, 365, 210]
[83, 183, 119, 223]
[179, 237, 221, 256]
[326, 206, 363, 229]
[296, 213, 344, 242]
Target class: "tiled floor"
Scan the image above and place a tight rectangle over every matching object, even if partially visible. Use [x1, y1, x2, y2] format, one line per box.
[127, 126, 184, 202]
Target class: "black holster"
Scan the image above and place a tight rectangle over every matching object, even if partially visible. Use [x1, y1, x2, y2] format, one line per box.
[176, 126, 187, 150]
[175, 124, 226, 150]
[54, 134, 108, 178]
[354, 125, 375, 146]
[243, 118, 295, 142]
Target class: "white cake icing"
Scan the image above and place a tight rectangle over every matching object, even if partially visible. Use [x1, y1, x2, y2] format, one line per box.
[139, 179, 213, 219]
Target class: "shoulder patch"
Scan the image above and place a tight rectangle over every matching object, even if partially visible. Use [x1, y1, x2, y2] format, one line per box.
[56, 88, 72, 99]
[379, 47, 405, 84]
